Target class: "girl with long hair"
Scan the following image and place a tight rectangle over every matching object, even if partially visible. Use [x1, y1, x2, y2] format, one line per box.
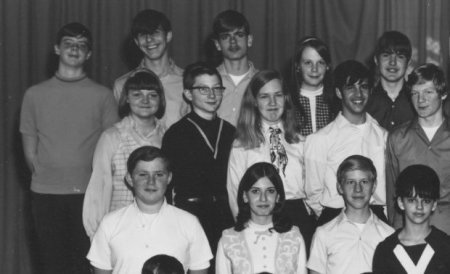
[227, 69, 315, 251]
[217, 162, 306, 274]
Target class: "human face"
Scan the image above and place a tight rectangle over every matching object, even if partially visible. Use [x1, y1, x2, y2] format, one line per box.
[411, 81, 447, 122]
[214, 28, 252, 61]
[243, 177, 279, 225]
[127, 89, 160, 119]
[375, 51, 409, 84]
[336, 79, 370, 118]
[127, 158, 172, 208]
[134, 29, 172, 61]
[298, 47, 327, 91]
[257, 79, 285, 125]
[338, 170, 376, 211]
[398, 193, 437, 225]
[184, 74, 223, 120]
[54, 36, 91, 68]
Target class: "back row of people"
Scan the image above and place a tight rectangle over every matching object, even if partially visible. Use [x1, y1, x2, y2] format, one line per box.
[20, 8, 450, 274]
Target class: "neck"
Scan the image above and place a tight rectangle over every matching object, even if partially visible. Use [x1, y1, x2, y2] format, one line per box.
[193, 109, 215, 121]
[419, 111, 444, 127]
[143, 54, 171, 77]
[136, 199, 163, 214]
[400, 222, 431, 245]
[381, 78, 404, 99]
[345, 207, 371, 223]
[250, 215, 273, 225]
[130, 114, 157, 132]
[301, 83, 323, 92]
[223, 58, 250, 75]
[57, 64, 85, 80]
[342, 111, 366, 125]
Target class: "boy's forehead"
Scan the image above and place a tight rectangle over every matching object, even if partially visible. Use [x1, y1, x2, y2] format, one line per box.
[343, 169, 373, 179]
[134, 158, 168, 170]
[220, 27, 246, 35]
[61, 35, 89, 43]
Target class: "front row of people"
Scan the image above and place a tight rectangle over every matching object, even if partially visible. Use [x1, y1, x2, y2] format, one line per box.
[89, 146, 450, 274]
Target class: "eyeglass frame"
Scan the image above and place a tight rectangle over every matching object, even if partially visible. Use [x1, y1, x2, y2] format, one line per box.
[189, 86, 226, 96]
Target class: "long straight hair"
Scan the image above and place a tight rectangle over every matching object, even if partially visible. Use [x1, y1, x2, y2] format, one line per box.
[235, 70, 300, 149]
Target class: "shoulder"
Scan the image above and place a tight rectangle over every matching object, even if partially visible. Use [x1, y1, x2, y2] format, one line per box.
[371, 214, 395, 235]
[428, 226, 450, 249]
[23, 78, 56, 97]
[375, 229, 399, 251]
[114, 70, 134, 86]
[388, 121, 413, 142]
[163, 117, 190, 137]
[100, 204, 133, 227]
[165, 204, 198, 222]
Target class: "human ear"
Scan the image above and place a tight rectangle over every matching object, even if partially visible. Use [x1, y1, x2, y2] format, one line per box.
[335, 88, 343, 100]
[125, 173, 134, 187]
[183, 89, 193, 102]
[166, 31, 173, 43]
[397, 197, 405, 211]
[243, 193, 249, 203]
[337, 182, 343, 195]
[213, 40, 222, 51]
[432, 201, 437, 212]
[54, 44, 61, 56]
[247, 34, 253, 48]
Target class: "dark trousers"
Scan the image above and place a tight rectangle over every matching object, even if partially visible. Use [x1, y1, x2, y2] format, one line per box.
[283, 199, 317, 254]
[317, 205, 389, 227]
[31, 192, 90, 274]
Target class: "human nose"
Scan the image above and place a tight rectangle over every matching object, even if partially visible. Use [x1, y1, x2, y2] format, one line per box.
[312, 62, 319, 72]
[268, 95, 276, 105]
[416, 199, 424, 210]
[389, 54, 397, 65]
[260, 191, 268, 202]
[354, 182, 363, 193]
[207, 88, 217, 98]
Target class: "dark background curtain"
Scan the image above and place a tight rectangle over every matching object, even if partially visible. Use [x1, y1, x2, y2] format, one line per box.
[1, 0, 448, 273]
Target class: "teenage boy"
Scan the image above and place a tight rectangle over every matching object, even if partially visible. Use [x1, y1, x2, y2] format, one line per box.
[386, 63, 450, 234]
[305, 60, 388, 225]
[87, 146, 212, 274]
[373, 164, 450, 274]
[20, 23, 118, 274]
[113, 9, 189, 129]
[161, 62, 235, 255]
[366, 31, 415, 132]
[212, 10, 258, 126]
[308, 155, 394, 274]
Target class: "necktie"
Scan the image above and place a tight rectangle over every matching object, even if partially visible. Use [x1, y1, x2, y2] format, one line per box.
[269, 127, 288, 176]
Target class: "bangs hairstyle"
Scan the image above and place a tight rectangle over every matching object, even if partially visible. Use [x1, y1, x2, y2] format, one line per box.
[213, 9, 250, 38]
[141, 254, 184, 274]
[290, 36, 335, 119]
[396, 164, 440, 200]
[336, 155, 377, 184]
[182, 62, 222, 90]
[126, 146, 170, 174]
[334, 60, 371, 92]
[374, 31, 412, 61]
[235, 70, 300, 149]
[56, 22, 92, 50]
[131, 9, 171, 39]
[407, 63, 447, 96]
[235, 162, 292, 233]
[118, 70, 166, 119]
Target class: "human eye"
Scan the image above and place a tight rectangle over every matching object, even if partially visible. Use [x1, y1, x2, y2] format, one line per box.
[380, 53, 390, 59]
[423, 198, 433, 204]
[345, 180, 355, 185]
[302, 60, 312, 66]
[360, 83, 370, 91]
[258, 93, 269, 99]
[411, 90, 419, 97]
[235, 32, 246, 38]
[154, 171, 166, 178]
[406, 197, 416, 203]
[249, 188, 260, 195]
[267, 188, 277, 194]
[219, 33, 231, 41]
[275, 92, 285, 99]
[148, 91, 159, 98]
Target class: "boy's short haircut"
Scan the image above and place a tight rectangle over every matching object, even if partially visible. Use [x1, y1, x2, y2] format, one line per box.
[374, 31, 412, 61]
[131, 9, 172, 39]
[334, 60, 371, 92]
[127, 146, 170, 174]
[336, 155, 377, 184]
[407, 63, 448, 96]
[141, 254, 184, 274]
[183, 61, 222, 90]
[213, 9, 250, 38]
[56, 22, 92, 50]
[396, 164, 440, 200]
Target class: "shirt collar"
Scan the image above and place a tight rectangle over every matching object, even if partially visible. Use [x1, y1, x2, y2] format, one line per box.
[334, 112, 375, 129]
[336, 208, 375, 227]
[261, 121, 283, 135]
[217, 61, 256, 75]
[136, 58, 182, 78]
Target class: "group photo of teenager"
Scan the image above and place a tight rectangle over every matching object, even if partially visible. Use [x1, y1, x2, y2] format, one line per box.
[1, 1, 450, 274]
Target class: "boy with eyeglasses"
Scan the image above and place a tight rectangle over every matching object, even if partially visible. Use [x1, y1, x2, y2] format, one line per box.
[113, 9, 189, 129]
[162, 62, 235, 257]
[212, 10, 258, 126]
[20, 22, 118, 274]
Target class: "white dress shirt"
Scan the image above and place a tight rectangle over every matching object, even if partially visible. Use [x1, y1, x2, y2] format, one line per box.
[227, 122, 305, 219]
[304, 112, 387, 216]
[87, 200, 212, 274]
[307, 210, 394, 274]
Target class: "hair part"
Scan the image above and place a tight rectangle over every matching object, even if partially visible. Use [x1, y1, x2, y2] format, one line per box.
[127, 146, 170, 174]
[235, 70, 300, 149]
[374, 30, 412, 61]
[213, 9, 250, 38]
[396, 164, 440, 200]
[182, 61, 222, 90]
[132, 9, 172, 39]
[336, 155, 377, 184]
[235, 162, 292, 233]
[141, 254, 184, 274]
[334, 60, 371, 92]
[407, 63, 448, 96]
[118, 70, 166, 119]
[56, 22, 92, 49]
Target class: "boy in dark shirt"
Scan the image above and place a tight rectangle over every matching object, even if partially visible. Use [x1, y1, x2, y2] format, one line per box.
[373, 164, 450, 274]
